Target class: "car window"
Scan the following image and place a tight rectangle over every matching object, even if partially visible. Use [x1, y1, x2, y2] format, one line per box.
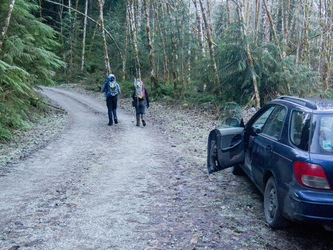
[261, 106, 286, 139]
[290, 111, 310, 151]
[251, 106, 275, 134]
[319, 116, 333, 153]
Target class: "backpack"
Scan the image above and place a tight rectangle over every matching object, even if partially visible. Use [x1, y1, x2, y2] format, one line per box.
[108, 81, 118, 96]
[134, 79, 145, 99]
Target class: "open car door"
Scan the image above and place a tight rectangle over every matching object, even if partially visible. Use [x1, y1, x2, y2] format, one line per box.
[207, 127, 245, 173]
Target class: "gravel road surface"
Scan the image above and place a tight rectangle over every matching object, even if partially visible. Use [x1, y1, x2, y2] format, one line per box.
[0, 87, 179, 249]
[1, 86, 333, 250]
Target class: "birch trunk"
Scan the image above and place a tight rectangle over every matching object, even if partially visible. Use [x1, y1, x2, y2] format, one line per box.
[199, 0, 219, 93]
[98, 0, 111, 75]
[143, 0, 158, 90]
[81, 0, 88, 71]
[0, 0, 16, 49]
[129, 0, 141, 79]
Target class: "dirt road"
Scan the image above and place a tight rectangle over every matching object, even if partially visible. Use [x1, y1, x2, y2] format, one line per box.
[1, 86, 333, 249]
[0, 87, 180, 249]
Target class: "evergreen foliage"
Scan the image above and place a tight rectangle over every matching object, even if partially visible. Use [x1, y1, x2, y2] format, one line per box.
[0, 0, 65, 141]
[1, 0, 332, 141]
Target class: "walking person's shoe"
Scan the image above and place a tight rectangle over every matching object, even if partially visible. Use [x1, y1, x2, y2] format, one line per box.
[142, 119, 146, 126]
[108, 120, 113, 126]
[114, 118, 118, 124]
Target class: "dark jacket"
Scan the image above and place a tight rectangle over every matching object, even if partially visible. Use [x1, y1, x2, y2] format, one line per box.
[132, 88, 149, 107]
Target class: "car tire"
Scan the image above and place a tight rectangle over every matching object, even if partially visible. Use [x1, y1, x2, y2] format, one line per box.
[232, 165, 244, 175]
[264, 176, 289, 229]
[207, 133, 221, 173]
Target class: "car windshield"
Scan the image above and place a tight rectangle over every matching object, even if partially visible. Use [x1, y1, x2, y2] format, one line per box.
[310, 114, 333, 155]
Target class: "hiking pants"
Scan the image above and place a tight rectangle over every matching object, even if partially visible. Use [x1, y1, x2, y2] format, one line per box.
[106, 95, 118, 123]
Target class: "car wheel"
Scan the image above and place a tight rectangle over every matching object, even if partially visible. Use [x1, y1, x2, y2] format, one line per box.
[264, 177, 289, 229]
[232, 165, 244, 175]
[207, 134, 221, 173]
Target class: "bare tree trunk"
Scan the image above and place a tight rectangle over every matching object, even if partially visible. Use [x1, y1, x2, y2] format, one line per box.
[199, 0, 219, 93]
[282, 0, 290, 58]
[193, 0, 205, 55]
[187, 0, 192, 88]
[73, 0, 79, 65]
[318, 0, 324, 73]
[136, 0, 142, 32]
[81, 0, 88, 71]
[0, 0, 16, 49]
[226, 0, 231, 25]
[167, 2, 178, 96]
[122, 6, 130, 80]
[232, 0, 260, 108]
[263, 0, 281, 56]
[143, 0, 158, 90]
[263, 0, 291, 94]
[98, 0, 111, 75]
[254, 0, 261, 45]
[46, 0, 122, 54]
[68, 0, 73, 70]
[155, 1, 169, 83]
[129, 0, 141, 79]
[301, 0, 310, 64]
[323, 0, 332, 91]
[262, 0, 270, 45]
[88, 23, 98, 60]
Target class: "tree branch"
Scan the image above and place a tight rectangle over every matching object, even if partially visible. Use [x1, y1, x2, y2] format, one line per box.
[43, 0, 122, 56]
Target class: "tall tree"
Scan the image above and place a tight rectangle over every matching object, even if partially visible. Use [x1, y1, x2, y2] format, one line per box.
[232, 0, 261, 107]
[81, 0, 88, 71]
[98, 0, 111, 75]
[1, 0, 16, 49]
[128, 0, 141, 79]
[143, 0, 158, 90]
[199, 0, 220, 93]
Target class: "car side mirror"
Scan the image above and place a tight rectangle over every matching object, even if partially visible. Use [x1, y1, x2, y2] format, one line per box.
[251, 126, 261, 135]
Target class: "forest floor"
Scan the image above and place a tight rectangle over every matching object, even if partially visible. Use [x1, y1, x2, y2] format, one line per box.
[0, 85, 333, 249]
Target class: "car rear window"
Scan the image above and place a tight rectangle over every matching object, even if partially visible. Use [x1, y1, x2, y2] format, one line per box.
[290, 111, 310, 151]
[306, 114, 333, 155]
[318, 116, 333, 153]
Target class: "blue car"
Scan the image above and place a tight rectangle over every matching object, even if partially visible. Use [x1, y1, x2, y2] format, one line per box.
[207, 96, 333, 230]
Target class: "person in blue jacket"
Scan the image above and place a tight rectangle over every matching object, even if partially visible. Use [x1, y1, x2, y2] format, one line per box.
[100, 74, 121, 126]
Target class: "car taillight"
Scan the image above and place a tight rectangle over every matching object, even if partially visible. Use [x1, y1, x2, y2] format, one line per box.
[294, 161, 331, 190]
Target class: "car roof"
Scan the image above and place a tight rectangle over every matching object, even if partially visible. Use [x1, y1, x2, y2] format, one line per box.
[271, 96, 333, 111]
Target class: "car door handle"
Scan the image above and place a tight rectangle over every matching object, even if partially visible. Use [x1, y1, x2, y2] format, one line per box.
[266, 145, 272, 151]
